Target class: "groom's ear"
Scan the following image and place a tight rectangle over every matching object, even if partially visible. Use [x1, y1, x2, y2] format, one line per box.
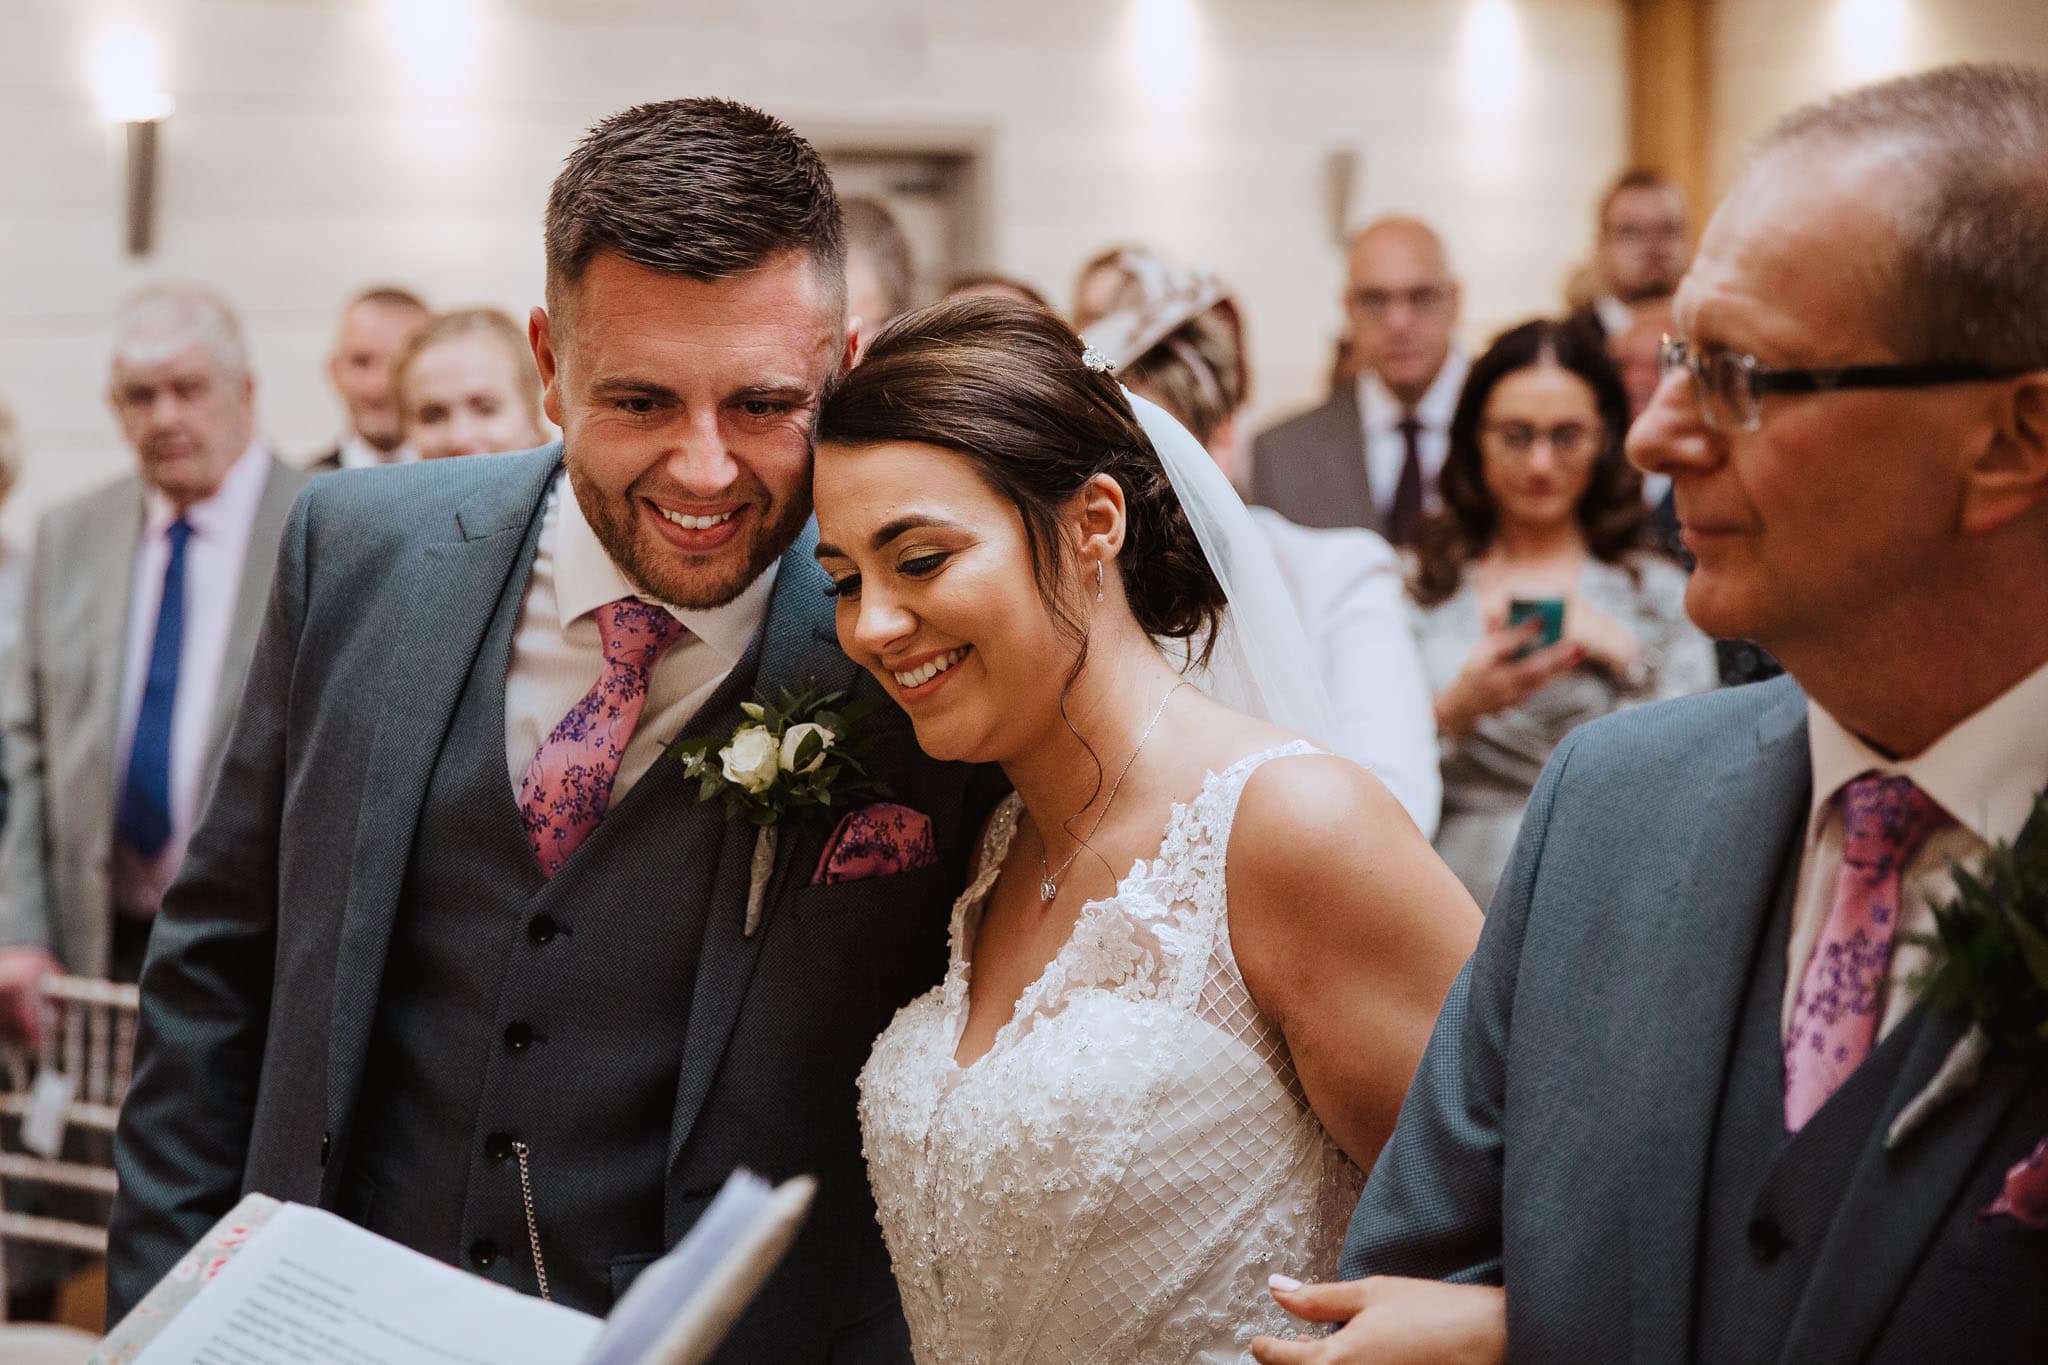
[841, 318, 863, 372]
[530, 306, 564, 429]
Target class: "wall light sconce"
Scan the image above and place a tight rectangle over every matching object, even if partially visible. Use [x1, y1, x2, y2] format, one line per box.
[93, 26, 174, 257]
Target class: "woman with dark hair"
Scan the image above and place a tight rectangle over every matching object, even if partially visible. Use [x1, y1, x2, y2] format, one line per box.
[812, 295, 1479, 1362]
[1412, 318, 1715, 905]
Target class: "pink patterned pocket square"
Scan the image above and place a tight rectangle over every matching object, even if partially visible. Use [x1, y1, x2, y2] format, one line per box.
[1982, 1137, 2048, 1228]
[812, 802, 937, 886]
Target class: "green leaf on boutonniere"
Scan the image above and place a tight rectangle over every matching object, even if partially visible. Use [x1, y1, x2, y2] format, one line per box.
[1907, 794, 2048, 1053]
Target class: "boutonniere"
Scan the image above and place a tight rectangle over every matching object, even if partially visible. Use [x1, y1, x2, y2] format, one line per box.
[1886, 794, 2048, 1151]
[668, 686, 890, 937]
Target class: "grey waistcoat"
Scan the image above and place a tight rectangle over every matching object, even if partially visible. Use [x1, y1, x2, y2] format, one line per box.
[340, 517, 723, 1312]
[1692, 870, 1925, 1362]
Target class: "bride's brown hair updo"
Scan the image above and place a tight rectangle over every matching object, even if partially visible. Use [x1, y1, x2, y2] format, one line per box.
[817, 294, 1226, 663]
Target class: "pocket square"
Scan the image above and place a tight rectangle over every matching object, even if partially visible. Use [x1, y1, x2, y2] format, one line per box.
[1982, 1136, 2048, 1228]
[812, 802, 937, 886]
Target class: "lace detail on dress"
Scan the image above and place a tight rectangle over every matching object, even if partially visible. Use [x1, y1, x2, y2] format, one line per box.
[859, 742, 1364, 1363]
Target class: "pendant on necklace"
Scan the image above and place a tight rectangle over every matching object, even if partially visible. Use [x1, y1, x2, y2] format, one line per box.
[1039, 876, 1059, 902]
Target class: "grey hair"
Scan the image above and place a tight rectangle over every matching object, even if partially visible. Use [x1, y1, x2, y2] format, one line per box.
[1757, 63, 2048, 371]
[111, 283, 250, 378]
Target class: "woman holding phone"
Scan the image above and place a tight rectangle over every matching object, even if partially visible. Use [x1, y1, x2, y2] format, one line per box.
[1408, 318, 1714, 906]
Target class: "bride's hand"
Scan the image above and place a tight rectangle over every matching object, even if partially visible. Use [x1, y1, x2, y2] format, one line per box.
[1249, 1275, 1506, 1365]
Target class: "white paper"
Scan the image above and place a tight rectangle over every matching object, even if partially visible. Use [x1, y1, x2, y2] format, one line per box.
[21, 1069, 75, 1158]
[135, 1204, 603, 1365]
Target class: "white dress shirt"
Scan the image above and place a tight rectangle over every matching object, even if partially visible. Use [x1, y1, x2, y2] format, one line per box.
[1592, 294, 1634, 339]
[337, 434, 417, 469]
[1782, 657, 2048, 1045]
[1356, 351, 1469, 521]
[503, 474, 777, 801]
[1249, 507, 1441, 838]
[113, 440, 273, 915]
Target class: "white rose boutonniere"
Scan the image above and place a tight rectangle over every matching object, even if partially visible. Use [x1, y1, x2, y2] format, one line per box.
[720, 725, 782, 794]
[669, 687, 889, 937]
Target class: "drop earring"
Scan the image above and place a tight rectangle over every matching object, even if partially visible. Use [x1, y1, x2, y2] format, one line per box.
[1095, 561, 1105, 603]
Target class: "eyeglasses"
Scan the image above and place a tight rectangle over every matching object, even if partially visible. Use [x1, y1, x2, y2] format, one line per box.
[1348, 285, 1452, 321]
[1657, 337, 2024, 433]
[1481, 420, 1601, 460]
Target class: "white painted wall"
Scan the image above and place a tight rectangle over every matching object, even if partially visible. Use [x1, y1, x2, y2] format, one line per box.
[1709, 0, 2048, 195]
[1, 0, 1626, 539]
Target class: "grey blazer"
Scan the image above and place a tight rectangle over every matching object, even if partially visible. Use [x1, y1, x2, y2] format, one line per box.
[0, 458, 306, 976]
[1249, 388, 1382, 534]
[1344, 676, 2048, 1362]
[106, 447, 1000, 1360]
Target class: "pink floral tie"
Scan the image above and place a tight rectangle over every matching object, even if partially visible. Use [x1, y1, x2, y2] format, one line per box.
[1783, 773, 1949, 1132]
[517, 599, 685, 878]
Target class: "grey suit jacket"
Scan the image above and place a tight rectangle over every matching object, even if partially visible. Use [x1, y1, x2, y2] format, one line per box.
[1249, 387, 1382, 534]
[1342, 676, 2048, 1362]
[106, 447, 1000, 1359]
[0, 457, 306, 976]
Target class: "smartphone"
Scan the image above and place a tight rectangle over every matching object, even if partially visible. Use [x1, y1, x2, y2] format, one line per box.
[1507, 596, 1566, 658]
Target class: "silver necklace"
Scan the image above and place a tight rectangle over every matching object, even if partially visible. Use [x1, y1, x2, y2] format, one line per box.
[1037, 680, 1186, 902]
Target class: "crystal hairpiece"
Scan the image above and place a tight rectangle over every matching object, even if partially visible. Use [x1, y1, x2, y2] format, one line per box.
[1081, 345, 1116, 375]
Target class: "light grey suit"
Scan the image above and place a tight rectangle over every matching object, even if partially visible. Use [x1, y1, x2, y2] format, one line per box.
[1344, 676, 2047, 1362]
[0, 457, 306, 977]
[107, 447, 1001, 1361]
[1249, 388, 1382, 534]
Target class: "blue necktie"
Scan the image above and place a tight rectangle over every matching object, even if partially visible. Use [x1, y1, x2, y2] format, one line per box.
[116, 519, 193, 859]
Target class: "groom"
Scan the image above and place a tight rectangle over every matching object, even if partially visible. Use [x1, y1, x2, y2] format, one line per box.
[107, 99, 999, 1361]
[1256, 64, 2048, 1364]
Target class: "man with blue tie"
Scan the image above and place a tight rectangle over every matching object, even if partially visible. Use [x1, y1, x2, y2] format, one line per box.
[0, 285, 306, 1036]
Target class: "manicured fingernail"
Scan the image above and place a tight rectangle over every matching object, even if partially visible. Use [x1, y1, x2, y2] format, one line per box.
[1269, 1273, 1303, 1292]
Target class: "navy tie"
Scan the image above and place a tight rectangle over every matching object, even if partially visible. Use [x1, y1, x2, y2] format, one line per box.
[116, 518, 193, 859]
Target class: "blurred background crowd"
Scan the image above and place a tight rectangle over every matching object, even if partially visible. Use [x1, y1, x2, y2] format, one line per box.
[0, 0, 2041, 1332]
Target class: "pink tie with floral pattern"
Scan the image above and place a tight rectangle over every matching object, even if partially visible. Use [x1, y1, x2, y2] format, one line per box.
[1783, 772, 1949, 1132]
[517, 598, 685, 878]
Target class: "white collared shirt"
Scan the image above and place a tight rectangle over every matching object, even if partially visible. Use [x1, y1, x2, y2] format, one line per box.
[1356, 351, 1470, 521]
[503, 474, 778, 801]
[337, 433, 417, 470]
[1782, 657, 2048, 1043]
[1592, 294, 1634, 338]
[113, 439, 274, 915]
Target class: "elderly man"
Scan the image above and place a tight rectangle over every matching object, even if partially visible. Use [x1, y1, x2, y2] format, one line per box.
[1575, 168, 1690, 339]
[0, 287, 305, 1028]
[312, 285, 430, 470]
[1252, 216, 1467, 545]
[843, 195, 915, 349]
[1255, 63, 2048, 1364]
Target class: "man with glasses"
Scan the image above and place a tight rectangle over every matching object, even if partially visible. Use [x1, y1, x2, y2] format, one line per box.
[1254, 63, 2048, 1365]
[1252, 216, 1468, 546]
[1574, 168, 1690, 341]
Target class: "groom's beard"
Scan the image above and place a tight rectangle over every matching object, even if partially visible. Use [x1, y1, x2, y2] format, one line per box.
[566, 462, 811, 610]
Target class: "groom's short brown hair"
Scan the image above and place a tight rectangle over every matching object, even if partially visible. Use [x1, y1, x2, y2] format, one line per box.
[543, 97, 845, 312]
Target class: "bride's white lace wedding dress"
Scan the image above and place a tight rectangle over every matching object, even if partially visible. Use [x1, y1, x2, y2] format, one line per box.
[858, 743, 1363, 1363]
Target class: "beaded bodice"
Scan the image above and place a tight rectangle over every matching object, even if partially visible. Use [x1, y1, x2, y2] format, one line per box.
[857, 743, 1362, 1363]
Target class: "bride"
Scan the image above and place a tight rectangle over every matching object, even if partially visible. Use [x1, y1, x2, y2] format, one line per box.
[810, 295, 1480, 1363]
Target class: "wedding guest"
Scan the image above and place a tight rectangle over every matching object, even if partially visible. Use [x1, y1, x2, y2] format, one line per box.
[1069, 243, 1147, 328]
[844, 195, 914, 347]
[1573, 168, 1689, 340]
[394, 309, 549, 461]
[943, 271, 1050, 310]
[312, 285, 430, 470]
[1408, 318, 1714, 906]
[1259, 62, 2048, 1365]
[0, 285, 306, 1022]
[1253, 217, 1468, 544]
[1082, 250, 1444, 837]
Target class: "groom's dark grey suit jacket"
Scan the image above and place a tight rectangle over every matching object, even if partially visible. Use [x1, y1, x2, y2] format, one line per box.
[107, 446, 1003, 1361]
[1345, 675, 2048, 1363]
